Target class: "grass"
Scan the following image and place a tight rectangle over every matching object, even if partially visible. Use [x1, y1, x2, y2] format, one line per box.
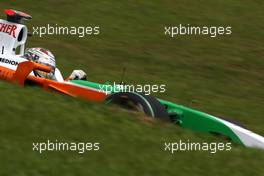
[0, 0, 264, 175]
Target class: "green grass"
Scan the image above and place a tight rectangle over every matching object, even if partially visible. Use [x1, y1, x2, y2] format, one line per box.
[0, 0, 264, 175]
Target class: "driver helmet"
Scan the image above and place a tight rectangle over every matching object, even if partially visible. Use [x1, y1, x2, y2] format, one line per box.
[24, 48, 56, 79]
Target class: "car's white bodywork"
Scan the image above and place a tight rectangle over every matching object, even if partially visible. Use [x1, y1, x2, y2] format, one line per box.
[0, 18, 64, 82]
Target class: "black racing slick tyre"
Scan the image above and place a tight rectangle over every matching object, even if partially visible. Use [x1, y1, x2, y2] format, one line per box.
[105, 92, 169, 120]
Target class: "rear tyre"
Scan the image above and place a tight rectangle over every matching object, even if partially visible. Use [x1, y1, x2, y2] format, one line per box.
[105, 92, 169, 120]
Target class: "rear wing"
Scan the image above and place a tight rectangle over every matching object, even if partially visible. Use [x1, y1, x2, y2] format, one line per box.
[0, 9, 32, 55]
[4, 9, 32, 24]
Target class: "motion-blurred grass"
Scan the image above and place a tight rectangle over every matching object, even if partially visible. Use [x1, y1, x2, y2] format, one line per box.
[0, 0, 264, 175]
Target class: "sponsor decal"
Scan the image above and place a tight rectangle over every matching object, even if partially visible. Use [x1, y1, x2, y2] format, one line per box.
[0, 23, 17, 38]
[0, 57, 18, 66]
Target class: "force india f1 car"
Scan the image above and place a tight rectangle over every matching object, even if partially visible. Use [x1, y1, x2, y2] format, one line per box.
[0, 9, 264, 150]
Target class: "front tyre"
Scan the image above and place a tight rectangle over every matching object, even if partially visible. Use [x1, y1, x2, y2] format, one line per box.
[105, 92, 169, 120]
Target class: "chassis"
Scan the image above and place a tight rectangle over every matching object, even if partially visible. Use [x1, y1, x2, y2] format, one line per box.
[0, 9, 264, 149]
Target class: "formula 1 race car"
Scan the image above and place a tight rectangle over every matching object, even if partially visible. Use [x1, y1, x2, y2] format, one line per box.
[0, 9, 264, 150]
